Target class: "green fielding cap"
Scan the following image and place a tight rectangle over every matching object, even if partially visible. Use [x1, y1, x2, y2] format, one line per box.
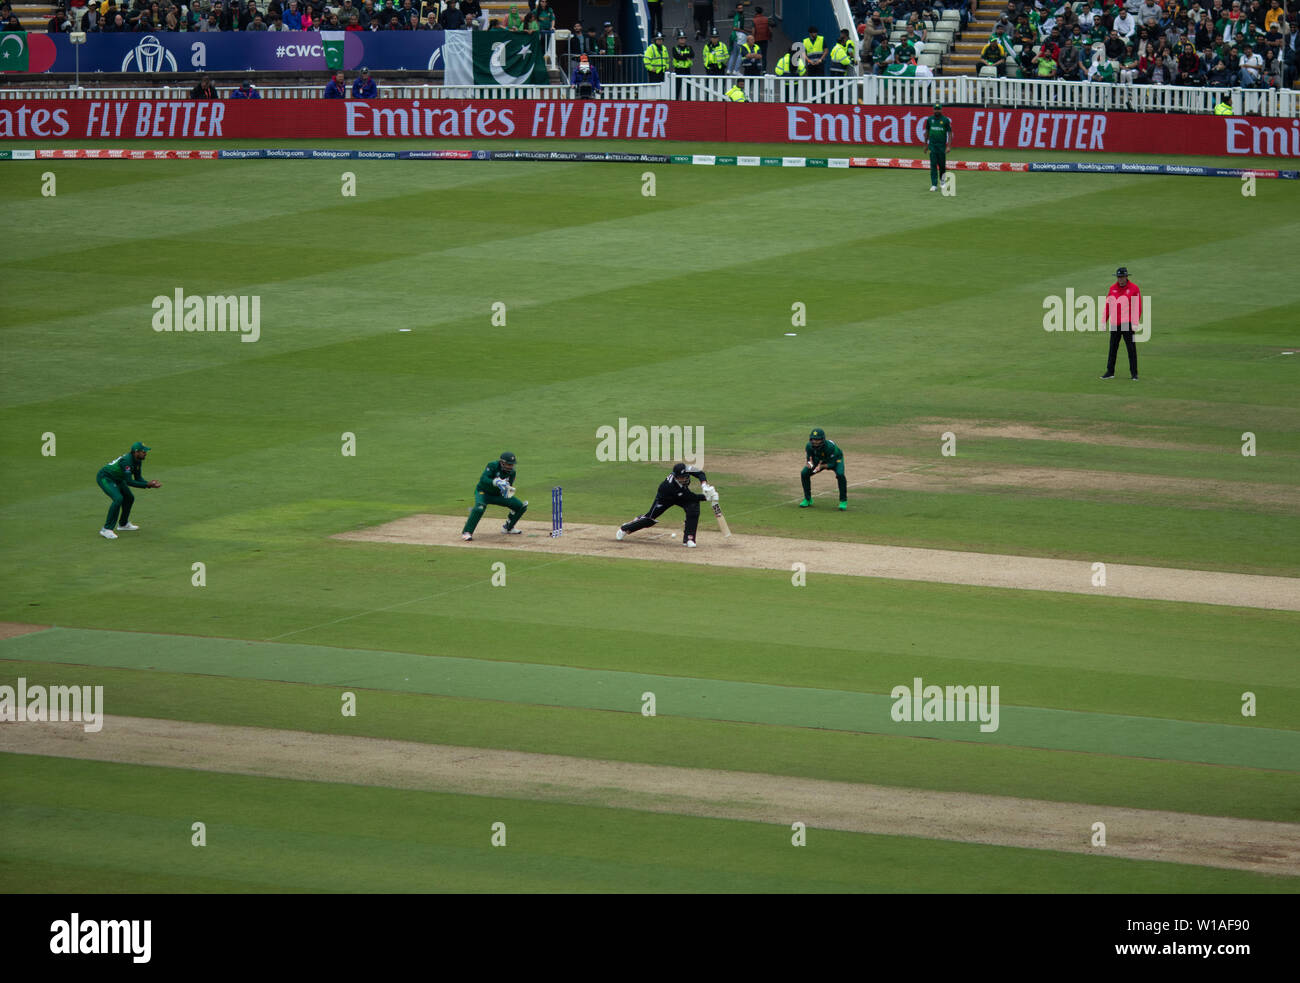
[809, 428, 826, 440]
[500, 451, 516, 464]
[934, 102, 942, 109]
[131, 441, 151, 452]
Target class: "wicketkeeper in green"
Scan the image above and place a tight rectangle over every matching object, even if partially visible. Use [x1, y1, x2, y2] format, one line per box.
[461, 451, 528, 541]
[96, 440, 161, 540]
[799, 428, 847, 510]
[927, 101, 952, 192]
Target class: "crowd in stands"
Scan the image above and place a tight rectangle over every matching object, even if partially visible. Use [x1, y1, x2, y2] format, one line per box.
[30, 0, 552, 33]
[851, 0, 973, 74]
[846, 0, 1295, 85]
[19, 0, 1296, 88]
[974, 0, 1295, 87]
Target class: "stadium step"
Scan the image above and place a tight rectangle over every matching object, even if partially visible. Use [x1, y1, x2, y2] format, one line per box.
[15, 3, 58, 30]
[942, 1, 1001, 76]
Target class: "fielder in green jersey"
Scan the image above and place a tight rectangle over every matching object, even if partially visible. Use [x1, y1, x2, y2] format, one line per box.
[800, 428, 847, 509]
[462, 451, 528, 540]
[96, 441, 161, 540]
[927, 102, 952, 191]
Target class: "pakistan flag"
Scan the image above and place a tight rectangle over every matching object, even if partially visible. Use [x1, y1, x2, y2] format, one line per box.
[443, 31, 548, 86]
[320, 31, 345, 70]
[0, 32, 28, 73]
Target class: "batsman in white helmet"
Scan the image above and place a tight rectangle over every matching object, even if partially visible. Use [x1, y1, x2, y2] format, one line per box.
[616, 463, 719, 548]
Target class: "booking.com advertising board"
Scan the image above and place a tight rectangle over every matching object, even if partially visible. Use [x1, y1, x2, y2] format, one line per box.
[1, 99, 1298, 158]
[16, 30, 449, 73]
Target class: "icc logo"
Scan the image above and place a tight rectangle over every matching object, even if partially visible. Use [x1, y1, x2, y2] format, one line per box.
[122, 35, 179, 72]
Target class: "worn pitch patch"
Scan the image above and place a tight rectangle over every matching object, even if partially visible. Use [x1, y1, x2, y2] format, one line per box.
[3, 714, 1297, 877]
[335, 515, 1298, 611]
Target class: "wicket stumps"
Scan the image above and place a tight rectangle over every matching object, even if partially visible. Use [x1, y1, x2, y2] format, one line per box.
[551, 486, 563, 537]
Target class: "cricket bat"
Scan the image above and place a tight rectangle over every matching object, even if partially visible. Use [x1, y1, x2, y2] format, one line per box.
[711, 500, 732, 537]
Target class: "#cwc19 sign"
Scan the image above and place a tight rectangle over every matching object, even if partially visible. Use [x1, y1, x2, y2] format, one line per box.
[2, 30, 546, 77]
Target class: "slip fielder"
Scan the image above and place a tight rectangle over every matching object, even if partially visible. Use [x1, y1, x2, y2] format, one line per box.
[799, 427, 848, 509]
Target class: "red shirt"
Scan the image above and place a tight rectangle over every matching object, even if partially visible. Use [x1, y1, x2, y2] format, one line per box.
[751, 14, 771, 41]
[1105, 280, 1142, 327]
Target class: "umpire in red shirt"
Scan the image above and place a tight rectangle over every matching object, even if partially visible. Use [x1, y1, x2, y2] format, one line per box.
[1101, 266, 1141, 381]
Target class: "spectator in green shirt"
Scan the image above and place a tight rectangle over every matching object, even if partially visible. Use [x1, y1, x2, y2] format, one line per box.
[534, 0, 554, 35]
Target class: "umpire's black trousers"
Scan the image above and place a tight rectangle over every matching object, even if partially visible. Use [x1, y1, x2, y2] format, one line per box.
[1106, 325, 1138, 378]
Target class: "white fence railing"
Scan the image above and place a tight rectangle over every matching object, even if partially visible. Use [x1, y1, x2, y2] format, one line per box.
[671, 74, 1297, 117]
[0, 83, 668, 101]
[1, 75, 1295, 117]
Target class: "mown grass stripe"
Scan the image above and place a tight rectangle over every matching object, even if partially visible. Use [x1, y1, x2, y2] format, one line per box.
[3, 628, 1294, 770]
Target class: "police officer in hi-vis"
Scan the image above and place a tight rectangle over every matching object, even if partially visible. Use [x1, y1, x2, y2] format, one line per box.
[643, 31, 670, 82]
[672, 28, 695, 96]
[703, 27, 728, 75]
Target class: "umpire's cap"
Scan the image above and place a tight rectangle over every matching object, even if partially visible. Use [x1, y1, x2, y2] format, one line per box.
[1115, 266, 1129, 277]
[131, 441, 151, 452]
[499, 451, 517, 466]
[809, 428, 826, 441]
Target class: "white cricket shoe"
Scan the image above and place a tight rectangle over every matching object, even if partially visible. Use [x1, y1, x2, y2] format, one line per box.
[616, 528, 626, 541]
[502, 524, 522, 535]
[461, 532, 473, 541]
[685, 538, 698, 548]
[116, 522, 139, 531]
[930, 185, 937, 192]
[99, 528, 118, 540]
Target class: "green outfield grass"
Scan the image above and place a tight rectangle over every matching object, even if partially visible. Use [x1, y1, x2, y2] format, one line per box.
[1, 137, 1296, 892]
[4, 756, 1292, 894]
[3, 659, 1295, 822]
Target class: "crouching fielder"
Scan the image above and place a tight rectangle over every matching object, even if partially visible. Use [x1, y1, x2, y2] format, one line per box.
[462, 451, 528, 541]
[616, 462, 719, 548]
[800, 427, 847, 509]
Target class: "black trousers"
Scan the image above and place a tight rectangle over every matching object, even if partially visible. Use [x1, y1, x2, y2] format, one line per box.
[1106, 327, 1138, 377]
[622, 498, 700, 539]
[694, 3, 712, 37]
[647, 1, 662, 35]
